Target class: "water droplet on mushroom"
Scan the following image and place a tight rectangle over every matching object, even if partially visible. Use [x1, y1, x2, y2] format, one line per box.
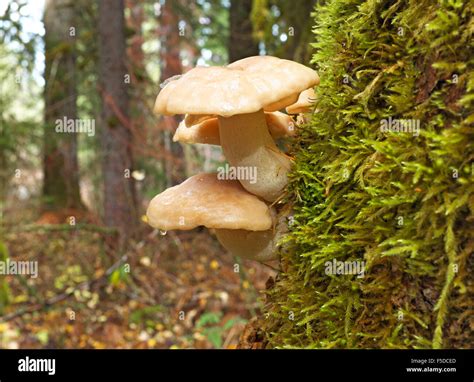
[159, 230, 167, 236]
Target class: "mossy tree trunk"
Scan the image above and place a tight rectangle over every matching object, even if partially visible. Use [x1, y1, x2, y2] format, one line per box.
[264, 0, 473, 349]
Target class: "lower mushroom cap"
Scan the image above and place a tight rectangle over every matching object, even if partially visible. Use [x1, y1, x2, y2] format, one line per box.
[145, 173, 283, 262]
[146, 173, 272, 231]
[215, 229, 277, 262]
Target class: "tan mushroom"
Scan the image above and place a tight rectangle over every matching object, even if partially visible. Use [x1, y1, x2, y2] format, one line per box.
[173, 111, 295, 146]
[286, 88, 317, 114]
[154, 56, 319, 202]
[146, 173, 279, 262]
[174, 118, 220, 145]
[184, 114, 214, 127]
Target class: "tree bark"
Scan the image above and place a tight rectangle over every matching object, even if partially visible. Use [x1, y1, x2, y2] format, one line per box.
[43, 0, 83, 210]
[280, 0, 317, 63]
[228, 0, 259, 62]
[98, 0, 137, 243]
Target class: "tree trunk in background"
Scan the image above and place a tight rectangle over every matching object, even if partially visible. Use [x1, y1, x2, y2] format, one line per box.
[228, 0, 259, 62]
[160, 0, 185, 187]
[43, 0, 83, 210]
[126, 0, 147, 198]
[280, 0, 317, 63]
[126, 0, 145, 126]
[98, 0, 137, 243]
[127, 0, 145, 71]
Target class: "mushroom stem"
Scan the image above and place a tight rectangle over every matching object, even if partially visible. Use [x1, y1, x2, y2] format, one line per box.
[218, 110, 292, 202]
[215, 229, 277, 262]
[215, 207, 289, 262]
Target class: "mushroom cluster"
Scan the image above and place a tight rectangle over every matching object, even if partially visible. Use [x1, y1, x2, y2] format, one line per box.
[147, 56, 319, 262]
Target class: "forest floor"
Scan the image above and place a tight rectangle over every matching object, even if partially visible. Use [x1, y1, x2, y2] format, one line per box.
[0, 202, 275, 349]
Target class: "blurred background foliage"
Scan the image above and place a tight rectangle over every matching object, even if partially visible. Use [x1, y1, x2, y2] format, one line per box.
[0, 0, 316, 349]
[0, 0, 316, 219]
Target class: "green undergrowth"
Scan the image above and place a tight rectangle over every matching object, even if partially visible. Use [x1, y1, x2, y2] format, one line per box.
[265, 0, 474, 348]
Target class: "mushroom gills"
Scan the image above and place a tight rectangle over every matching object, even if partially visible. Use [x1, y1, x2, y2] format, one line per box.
[215, 229, 277, 262]
[218, 110, 292, 202]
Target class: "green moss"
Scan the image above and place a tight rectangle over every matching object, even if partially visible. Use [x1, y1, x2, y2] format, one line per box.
[265, 0, 474, 348]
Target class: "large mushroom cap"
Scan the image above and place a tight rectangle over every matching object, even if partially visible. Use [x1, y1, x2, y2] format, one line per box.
[154, 56, 319, 117]
[146, 173, 272, 231]
[173, 111, 295, 145]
